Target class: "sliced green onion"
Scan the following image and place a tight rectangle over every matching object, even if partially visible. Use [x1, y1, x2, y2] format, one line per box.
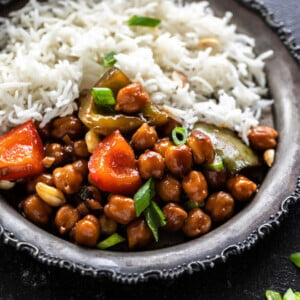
[184, 200, 205, 211]
[134, 178, 155, 217]
[96, 233, 126, 250]
[204, 154, 224, 172]
[103, 51, 117, 68]
[92, 87, 116, 107]
[171, 127, 188, 145]
[283, 289, 296, 300]
[145, 201, 166, 242]
[266, 291, 282, 300]
[128, 15, 161, 27]
[289, 252, 300, 268]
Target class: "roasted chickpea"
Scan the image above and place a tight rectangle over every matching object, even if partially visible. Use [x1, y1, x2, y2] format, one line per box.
[205, 191, 234, 223]
[126, 219, 152, 249]
[45, 143, 71, 166]
[153, 138, 173, 157]
[99, 214, 118, 236]
[104, 195, 136, 225]
[158, 117, 182, 137]
[115, 83, 149, 114]
[51, 115, 84, 140]
[165, 144, 192, 177]
[73, 215, 100, 247]
[226, 175, 257, 202]
[53, 164, 83, 194]
[182, 208, 211, 238]
[187, 130, 214, 164]
[203, 169, 227, 191]
[73, 160, 89, 178]
[131, 123, 158, 152]
[182, 171, 208, 203]
[36, 121, 51, 141]
[248, 126, 278, 150]
[156, 174, 182, 202]
[27, 173, 54, 193]
[22, 195, 52, 226]
[138, 150, 165, 179]
[77, 185, 102, 214]
[54, 204, 80, 234]
[162, 203, 188, 232]
[73, 140, 89, 158]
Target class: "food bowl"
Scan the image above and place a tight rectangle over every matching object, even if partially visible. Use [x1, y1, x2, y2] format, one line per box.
[0, 0, 300, 283]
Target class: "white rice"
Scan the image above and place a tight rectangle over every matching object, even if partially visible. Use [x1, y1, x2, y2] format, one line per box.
[0, 0, 273, 142]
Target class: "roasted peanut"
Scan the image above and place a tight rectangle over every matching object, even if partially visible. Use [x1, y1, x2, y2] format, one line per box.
[22, 195, 52, 226]
[0, 180, 15, 190]
[187, 130, 214, 164]
[131, 123, 158, 151]
[104, 194, 136, 225]
[73, 140, 89, 158]
[27, 173, 54, 194]
[99, 214, 118, 236]
[248, 126, 278, 150]
[54, 204, 80, 235]
[126, 219, 152, 249]
[156, 174, 182, 202]
[51, 115, 84, 140]
[36, 182, 66, 207]
[182, 208, 211, 238]
[205, 191, 234, 223]
[182, 171, 208, 203]
[263, 149, 275, 167]
[153, 138, 173, 157]
[42, 156, 55, 168]
[162, 203, 188, 232]
[115, 83, 149, 114]
[53, 164, 83, 194]
[198, 38, 221, 55]
[85, 130, 100, 153]
[73, 215, 100, 247]
[165, 144, 192, 177]
[226, 175, 257, 202]
[138, 150, 165, 179]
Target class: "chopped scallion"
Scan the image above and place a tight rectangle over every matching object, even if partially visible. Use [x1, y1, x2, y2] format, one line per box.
[103, 51, 117, 68]
[92, 87, 116, 107]
[128, 15, 161, 27]
[283, 289, 296, 300]
[171, 127, 188, 145]
[265, 290, 282, 300]
[145, 201, 166, 242]
[204, 154, 224, 172]
[184, 200, 205, 211]
[289, 252, 300, 268]
[134, 178, 155, 217]
[96, 233, 126, 250]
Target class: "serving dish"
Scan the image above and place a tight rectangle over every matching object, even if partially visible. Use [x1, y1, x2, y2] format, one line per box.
[0, 0, 300, 283]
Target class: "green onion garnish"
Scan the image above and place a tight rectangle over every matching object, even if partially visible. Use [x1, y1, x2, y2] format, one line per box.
[283, 289, 296, 300]
[289, 252, 300, 268]
[145, 201, 166, 242]
[128, 15, 161, 27]
[103, 51, 117, 68]
[134, 177, 155, 217]
[265, 290, 282, 300]
[92, 87, 116, 107]
[204, 154, 224, 172]
[96, 233, 126, 250]
[171, 127, 188, 145]
[184, 200, 205, 211]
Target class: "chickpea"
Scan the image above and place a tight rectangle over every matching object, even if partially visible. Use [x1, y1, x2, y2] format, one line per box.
[53, 164, 83, 194]
[248, 126, 278, 150]
[131, 123, 158, 152]
[27, 173, 54, 193]
[73, 160, 89, 178]
[78, 185, 102, 214]
[115, 83, 149, 114]
[99, 214, 118, 236]
[138, 150, 165, 179]
[205, 191, 234, 223]
[54, 204, 80, 235]
[22, 195, 52, 226]
[45, 143, 71, 166]
[76, 202, 89, 217]
[182, 171, 208, 203]
[226, 175, 257, 202]
[126, 219, 152, 249]
[156, 174, 182, 202]
[73, 215, 100, 247]
[153, 138, 173, 157]
[182, 208, 212, 238]
[165, 144, 192, 177]
[35, 121, 51, 141]
[203, 169, 227, 191]
[51, 115, 84, 140]
[73, 140, 89, 158]
[158, 117, 182, 137]
[162, 203, 188, 232]
[187, 130, 214, 164]
[104, 195, 136, 225]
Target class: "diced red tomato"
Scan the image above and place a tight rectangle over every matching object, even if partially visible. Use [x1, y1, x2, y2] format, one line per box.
[0, 120, 44, 180]
[88, 130, 142, 195]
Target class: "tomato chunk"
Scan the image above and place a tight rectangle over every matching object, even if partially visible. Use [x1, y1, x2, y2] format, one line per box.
[88, 130, 142, 194]
[0, 120, 44, 180]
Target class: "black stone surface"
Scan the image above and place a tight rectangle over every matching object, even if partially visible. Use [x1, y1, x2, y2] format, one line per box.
[0, 1, 300, 299]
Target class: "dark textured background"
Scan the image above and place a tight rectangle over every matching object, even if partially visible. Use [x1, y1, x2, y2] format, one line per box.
[0, 1, 300, 299]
